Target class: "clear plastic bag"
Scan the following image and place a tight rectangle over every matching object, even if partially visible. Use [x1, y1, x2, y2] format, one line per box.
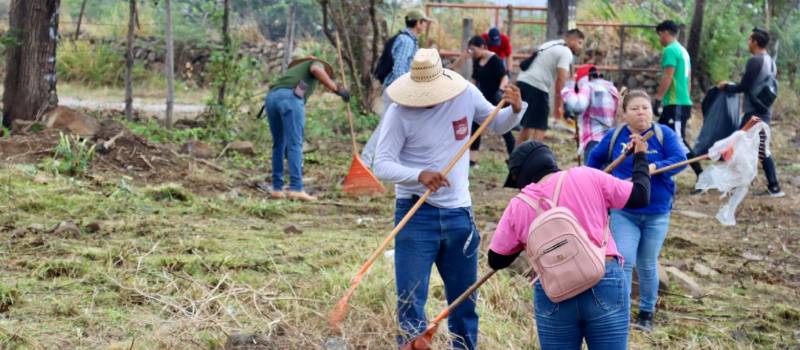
[695, 122, 770, 225]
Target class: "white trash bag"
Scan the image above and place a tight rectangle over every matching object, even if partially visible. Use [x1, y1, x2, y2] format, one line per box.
[695, 122, 770, 226]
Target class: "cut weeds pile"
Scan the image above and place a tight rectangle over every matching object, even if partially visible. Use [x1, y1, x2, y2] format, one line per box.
[0, 105, 799, 349]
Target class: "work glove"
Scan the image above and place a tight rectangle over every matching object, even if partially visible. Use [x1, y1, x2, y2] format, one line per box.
[652, 99, 662, 117]
[336, 84, 351, 103]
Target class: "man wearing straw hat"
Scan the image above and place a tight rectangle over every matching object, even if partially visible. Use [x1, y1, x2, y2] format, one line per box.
[373, 48, 526, 350]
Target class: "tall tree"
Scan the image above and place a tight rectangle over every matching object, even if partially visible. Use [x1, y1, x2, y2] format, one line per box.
[2, 0, 60, 127]
[164, 0, 174, 128]
[124, 0, 136, 120]
[546, 0, 573, 40]
[320, 0, 381, 111]
[687, 0, 707, 89]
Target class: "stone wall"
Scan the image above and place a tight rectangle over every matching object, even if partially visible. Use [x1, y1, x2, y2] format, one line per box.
[91, 37, 286, 86]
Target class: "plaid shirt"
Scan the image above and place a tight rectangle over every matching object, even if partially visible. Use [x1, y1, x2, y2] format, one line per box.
[561, 77, 620, 153]
[384, 29, 418, 87]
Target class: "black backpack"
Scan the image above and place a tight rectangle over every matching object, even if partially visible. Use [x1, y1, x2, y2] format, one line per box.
[374, 31, 411, 84]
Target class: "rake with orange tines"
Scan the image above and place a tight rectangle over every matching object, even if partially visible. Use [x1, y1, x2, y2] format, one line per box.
[401, 269, 498, 350]
[334, 32, 386, 196]
[328, 100, 509, 333]
[650, 116, 762, 176]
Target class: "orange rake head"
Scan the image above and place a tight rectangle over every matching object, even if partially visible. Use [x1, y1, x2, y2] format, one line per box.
[342, 154, 386, 195]
[401, 324, 439, 350]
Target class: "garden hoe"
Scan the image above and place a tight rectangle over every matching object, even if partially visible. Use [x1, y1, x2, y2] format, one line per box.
[329, 100, 509, 333]
[335, 32, 386, 196]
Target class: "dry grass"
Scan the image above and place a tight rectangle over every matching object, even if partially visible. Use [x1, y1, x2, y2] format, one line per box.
[0, 90, 798, 349]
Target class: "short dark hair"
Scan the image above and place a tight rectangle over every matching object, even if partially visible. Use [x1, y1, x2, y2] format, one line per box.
[751, 27, 770, 48]
[565, 29, 584, 39]
[656, 20, 679, 35]
[468, 35, 486, 48]
[405, 18, 418, 29]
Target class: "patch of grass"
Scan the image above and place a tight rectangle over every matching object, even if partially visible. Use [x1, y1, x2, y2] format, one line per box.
[0, 284, 21, 313]
[33, 260, 87, 280]
[146, 183, 192, 202]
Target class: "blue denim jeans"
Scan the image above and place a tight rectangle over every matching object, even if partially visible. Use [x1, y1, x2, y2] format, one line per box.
[394, 198, 480, 350]
[534, 260, 629, 350]
[265, 88, 305, 191]
[609, 210, 671, 313]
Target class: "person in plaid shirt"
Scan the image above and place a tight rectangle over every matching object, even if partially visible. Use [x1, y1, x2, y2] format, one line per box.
[561, 64, 620, 163]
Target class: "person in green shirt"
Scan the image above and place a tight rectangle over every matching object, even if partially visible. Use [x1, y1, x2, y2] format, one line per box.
[263, 56, 350, 202]
[654, 20, 703, 178]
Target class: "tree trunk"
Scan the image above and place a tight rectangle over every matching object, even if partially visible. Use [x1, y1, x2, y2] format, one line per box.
[546, 0, 569, 40]
[216, 0, 230, 106]
[164, 0, 174, 129]
[282, 4, 295, 74]
[320, 0, 380, 112]
[3, 0, 60, 127]
[687, 0, 706, 90]
[124, 0, 135, 121]
[74, 0, 87, 40]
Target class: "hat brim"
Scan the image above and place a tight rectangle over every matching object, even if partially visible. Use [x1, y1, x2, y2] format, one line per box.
[289, 57, 334, 77]
[385, 69, 468, 108]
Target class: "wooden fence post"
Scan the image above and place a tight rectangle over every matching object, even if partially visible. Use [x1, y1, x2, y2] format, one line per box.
[164, 0, 174, 128]
[460, 18, 473, 78]
[74, 0, 88, 40]
[282, 4, 296, 74]
[124, 0, 135, 121]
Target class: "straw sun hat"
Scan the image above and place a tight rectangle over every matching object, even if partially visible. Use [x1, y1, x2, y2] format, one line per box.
[386, 48, 468, 108]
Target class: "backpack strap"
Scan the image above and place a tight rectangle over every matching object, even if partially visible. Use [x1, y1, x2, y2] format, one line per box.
[551, 171, 567, 206]
[515, 193, 540, 216]
[607, 123, 627, 162]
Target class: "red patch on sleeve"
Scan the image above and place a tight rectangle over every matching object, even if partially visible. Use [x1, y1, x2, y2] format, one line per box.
[452, 117, 469, 141]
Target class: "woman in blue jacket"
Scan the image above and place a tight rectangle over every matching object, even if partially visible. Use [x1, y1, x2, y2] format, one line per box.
[587, 90, 687, 333]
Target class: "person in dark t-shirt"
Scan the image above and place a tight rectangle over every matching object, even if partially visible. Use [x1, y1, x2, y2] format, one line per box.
[718, 27, 783, 197]
[466, 35, 515, 167]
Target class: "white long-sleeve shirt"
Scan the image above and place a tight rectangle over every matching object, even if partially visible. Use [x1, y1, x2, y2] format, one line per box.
[374, 84, 527, 208]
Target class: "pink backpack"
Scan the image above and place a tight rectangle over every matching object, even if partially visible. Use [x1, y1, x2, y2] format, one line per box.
[516, 171, 608, 303]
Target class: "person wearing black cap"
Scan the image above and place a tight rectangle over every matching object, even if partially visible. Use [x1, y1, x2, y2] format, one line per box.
[488, 139, 651, 349]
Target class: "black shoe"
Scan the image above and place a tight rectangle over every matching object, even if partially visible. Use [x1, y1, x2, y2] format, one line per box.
[633, 310, 654, 333]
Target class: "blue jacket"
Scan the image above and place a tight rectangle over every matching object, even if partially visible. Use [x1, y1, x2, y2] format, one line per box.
[587, 123, 687, 214]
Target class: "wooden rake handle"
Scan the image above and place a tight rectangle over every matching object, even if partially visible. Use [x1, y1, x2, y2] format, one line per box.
[431, 269, 497, 326]
[334, 31, 358, 155]
[650, 154, 708, 176]
[603, 130, 655, 173]
[650, 116, 763, 176]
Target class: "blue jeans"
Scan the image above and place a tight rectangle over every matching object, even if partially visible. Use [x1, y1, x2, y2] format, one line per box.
[265, 88, 305, 191]
[394, 198, 480, 350]
[610, 210, 670, 313]
[534, 260, 629, 350]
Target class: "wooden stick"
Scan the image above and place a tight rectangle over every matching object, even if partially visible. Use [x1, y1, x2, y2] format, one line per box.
[603, 130, 655, 173]
[334, 31, 359, 156]
[651, 154, 708, 176]
[329, 100, 508, 332]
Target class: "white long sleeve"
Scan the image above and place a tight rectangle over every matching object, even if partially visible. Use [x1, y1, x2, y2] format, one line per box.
[373, 84, 515, 208]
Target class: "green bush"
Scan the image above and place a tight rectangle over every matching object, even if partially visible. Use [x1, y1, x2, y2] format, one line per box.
[57, 41, 147, 87]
